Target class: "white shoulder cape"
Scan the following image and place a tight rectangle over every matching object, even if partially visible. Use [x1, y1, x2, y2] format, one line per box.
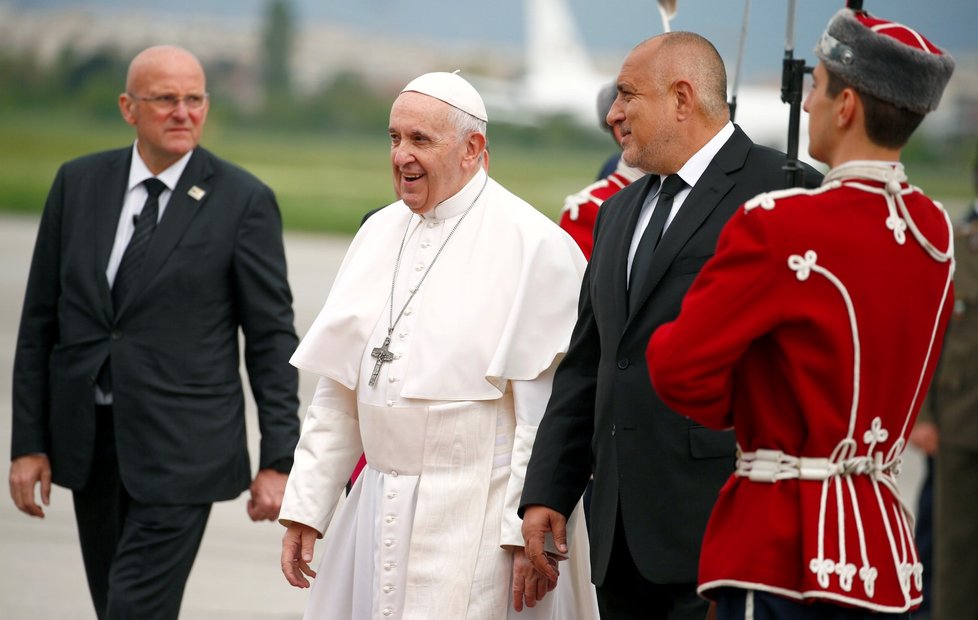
[291, 173, 586, 400]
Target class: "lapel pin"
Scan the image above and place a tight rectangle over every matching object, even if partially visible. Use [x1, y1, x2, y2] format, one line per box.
[187, 186, 206, 201]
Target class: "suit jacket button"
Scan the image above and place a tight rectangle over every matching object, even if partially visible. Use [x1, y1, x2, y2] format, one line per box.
[111, 330, 122, 340]
[617, 358, 629, 370]
[611, 424, 616, 437]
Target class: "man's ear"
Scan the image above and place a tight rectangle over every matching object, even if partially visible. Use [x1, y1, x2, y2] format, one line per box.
[836, 88, 858, 130]
[465, 132, 488, 164]
[119, 93, 137, 127]
[673, 80, 694, 121]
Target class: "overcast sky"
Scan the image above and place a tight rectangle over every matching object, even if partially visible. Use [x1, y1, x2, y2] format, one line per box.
[16, 0, 978, 83]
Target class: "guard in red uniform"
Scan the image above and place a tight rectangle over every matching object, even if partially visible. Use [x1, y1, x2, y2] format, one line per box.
[559, 163, 643, 260]
[646, 8, 955, 619]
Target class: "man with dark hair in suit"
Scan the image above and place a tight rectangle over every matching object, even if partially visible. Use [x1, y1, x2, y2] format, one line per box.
[520, 31, 820, 620]
[9, 45, 300, 620]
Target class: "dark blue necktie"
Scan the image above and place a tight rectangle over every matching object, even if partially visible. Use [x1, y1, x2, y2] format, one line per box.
[112, 177, 166, 310]
[97, 177, 167, 394]
[628, 174, 685, 313]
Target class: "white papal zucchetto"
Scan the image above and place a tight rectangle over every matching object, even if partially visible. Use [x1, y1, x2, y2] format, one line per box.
[400, 70, 489, 123]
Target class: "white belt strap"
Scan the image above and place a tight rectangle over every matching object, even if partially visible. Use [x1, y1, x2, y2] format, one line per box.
[736, 448, 901, 483]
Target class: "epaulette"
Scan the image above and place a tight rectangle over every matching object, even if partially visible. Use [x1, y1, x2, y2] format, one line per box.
[743, 183, 835, 213]
[560, 170, 642, 220]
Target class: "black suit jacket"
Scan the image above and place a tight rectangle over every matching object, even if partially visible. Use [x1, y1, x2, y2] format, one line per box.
[12, 146, 300, 504]
[520, 126, 822, 585]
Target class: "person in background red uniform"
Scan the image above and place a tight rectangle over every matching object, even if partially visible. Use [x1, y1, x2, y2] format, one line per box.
[647, 8, 955, 619]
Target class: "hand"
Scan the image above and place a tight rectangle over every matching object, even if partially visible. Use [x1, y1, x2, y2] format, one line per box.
[707, 600, 717, 620]
[247, 468, 288, 521]
[281, 522, 319, 588]
[520, 505, 567, 582]
[909, 421, 939, 456]
[512, 546, 558, 612]
[9, 454, 52, 518]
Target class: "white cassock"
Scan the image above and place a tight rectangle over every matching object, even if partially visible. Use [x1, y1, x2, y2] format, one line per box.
[280, 169, 599, 620]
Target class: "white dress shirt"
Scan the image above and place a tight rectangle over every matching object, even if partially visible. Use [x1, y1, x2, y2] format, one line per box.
[627, 122, 735, 282]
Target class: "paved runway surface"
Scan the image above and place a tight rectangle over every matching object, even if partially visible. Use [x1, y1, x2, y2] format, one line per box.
[0, 212, 926, 618]
[0, 213, 350, 619]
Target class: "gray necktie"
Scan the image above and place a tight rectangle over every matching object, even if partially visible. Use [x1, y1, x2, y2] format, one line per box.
[629, 174, 685, 313]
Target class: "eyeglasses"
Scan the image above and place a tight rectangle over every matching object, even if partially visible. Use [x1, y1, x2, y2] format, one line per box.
[127, 92, 209, 111]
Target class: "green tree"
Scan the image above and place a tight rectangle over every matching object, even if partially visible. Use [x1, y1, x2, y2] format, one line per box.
[261, 0, 293, 108]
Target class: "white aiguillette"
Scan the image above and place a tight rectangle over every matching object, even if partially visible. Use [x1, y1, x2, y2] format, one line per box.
[187, 185, 206, 201]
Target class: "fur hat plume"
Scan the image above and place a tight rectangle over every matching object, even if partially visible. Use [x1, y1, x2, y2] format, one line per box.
[814, 9, 954, 115]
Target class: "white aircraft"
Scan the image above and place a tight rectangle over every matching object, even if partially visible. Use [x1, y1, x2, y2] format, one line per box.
[474, 0, 819, 166]
[732, 86, 818, 167]
[472, 0, 610, 128]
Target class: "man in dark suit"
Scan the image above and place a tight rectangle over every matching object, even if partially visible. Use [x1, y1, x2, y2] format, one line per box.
[520, 32, 820, 619]
[8, 45, 300, 620]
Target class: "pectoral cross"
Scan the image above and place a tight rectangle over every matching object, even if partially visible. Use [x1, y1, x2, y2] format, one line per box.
[369, 335, 395, 387]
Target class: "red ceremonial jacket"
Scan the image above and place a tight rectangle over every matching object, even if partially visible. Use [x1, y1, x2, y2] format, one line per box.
[559, 159, 644, 260]
[647, 162, 954, 613]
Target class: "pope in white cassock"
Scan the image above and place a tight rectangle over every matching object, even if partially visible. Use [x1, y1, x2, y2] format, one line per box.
[278, 72, 599, 620]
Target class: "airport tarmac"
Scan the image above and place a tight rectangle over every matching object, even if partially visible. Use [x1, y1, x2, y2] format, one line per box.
[0, 212, 927, 618]
[0, 212, 349, 619]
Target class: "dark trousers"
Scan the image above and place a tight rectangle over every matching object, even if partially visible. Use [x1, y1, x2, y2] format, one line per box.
[715, 588, 911, 620]
[934, 445, 978, 620]
[595, 508, 708, 620]
[72, 405, 212, 620]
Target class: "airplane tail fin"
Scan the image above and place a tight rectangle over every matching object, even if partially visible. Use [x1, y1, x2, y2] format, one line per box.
[525, 0, 598, 89]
